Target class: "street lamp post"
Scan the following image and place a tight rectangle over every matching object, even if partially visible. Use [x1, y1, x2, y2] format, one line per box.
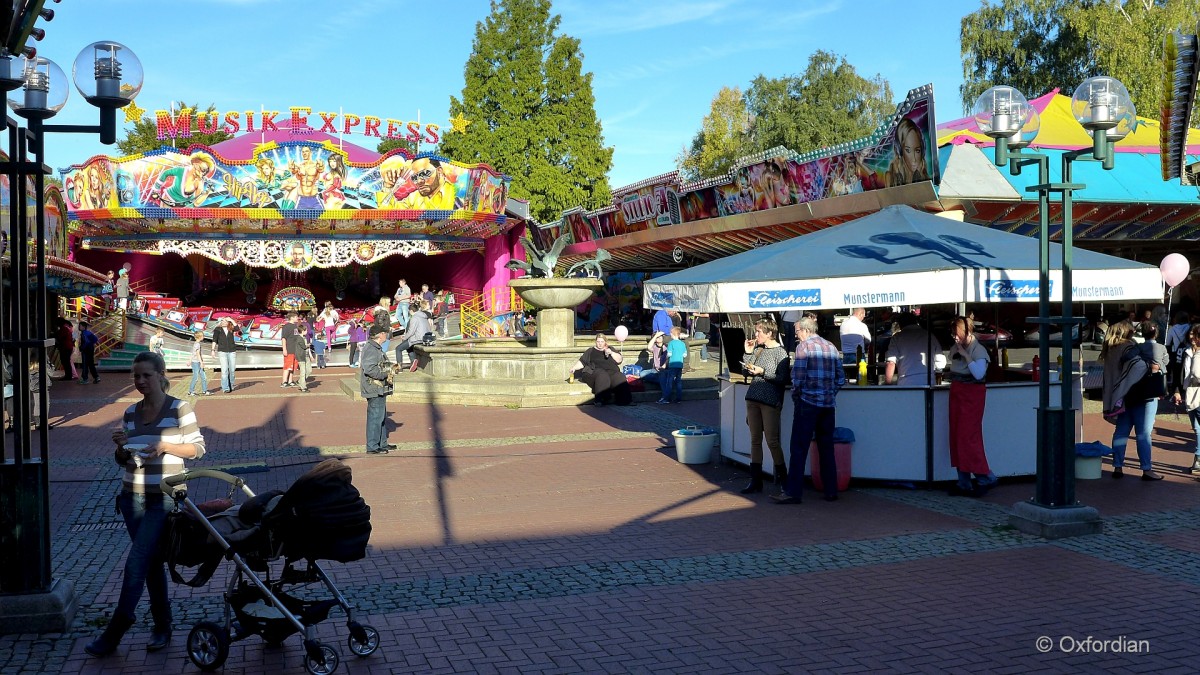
[973, 78, 1136, 539]
[0, 37, 142, 633]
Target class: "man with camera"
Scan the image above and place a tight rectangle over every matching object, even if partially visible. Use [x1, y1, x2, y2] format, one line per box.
[361, 325, 398, 455]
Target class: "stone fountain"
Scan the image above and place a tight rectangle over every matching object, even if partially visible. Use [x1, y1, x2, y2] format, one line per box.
[380, 235, 614, 406]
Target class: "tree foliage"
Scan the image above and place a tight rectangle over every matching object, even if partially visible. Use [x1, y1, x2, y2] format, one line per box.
[677, 51, 894, 181]
[746, 50, 893, 155]
[961, 0, 1200, 124]
[116, 103, 232, 156]
[377, 136, 419, 157]
[1066, 0, 1200, 126]
[959, 0, 1092, 112]
[676, 87, 749, 182]
[439, 0, 612, 224]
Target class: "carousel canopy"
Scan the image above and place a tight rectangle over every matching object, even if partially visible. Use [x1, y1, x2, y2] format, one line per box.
[59, 139, 518, 266]
[643, 204, 1163, 312]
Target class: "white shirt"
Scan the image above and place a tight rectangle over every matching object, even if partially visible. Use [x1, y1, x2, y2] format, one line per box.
[840, 315, 872, 356]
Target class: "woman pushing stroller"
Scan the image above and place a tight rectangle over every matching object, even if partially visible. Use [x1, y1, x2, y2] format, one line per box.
[86, 351, 206, 657]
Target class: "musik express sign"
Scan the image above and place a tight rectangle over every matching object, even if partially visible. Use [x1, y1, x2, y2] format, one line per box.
[155, 106, 442, 145]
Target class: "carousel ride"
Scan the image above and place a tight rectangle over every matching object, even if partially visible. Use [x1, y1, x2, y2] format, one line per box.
[63, 125, 520, 349]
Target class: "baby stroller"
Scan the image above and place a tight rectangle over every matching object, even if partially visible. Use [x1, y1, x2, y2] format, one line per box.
[160, 459, 378, 674]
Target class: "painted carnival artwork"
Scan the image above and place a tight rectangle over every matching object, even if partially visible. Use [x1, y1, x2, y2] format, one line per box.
[545, 85, 938, 247]
[59, 141, 511, 225]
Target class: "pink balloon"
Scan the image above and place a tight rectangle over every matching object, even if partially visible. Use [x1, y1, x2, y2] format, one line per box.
[1160, 253, 1191, 288]
[614, 325, 629, 342]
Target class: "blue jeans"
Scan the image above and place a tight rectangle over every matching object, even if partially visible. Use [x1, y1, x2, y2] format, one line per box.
[395, 303, 411, 329]
[217, 351, 236, 391]
[787, 399, 837, 499]
[1111, 398, 1156, 470]
[115, 491, 175, 626]
[189, 362, 207, 394]
[1190, 408, 1200, 456]
[365, 395, 388, 451]
[663, 366, 683, 402]
[693, 331, 709, 360]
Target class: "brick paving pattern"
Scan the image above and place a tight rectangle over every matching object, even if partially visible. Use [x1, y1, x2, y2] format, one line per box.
[5, 366, 1200, 672]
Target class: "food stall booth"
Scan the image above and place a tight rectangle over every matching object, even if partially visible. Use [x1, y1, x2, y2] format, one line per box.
[644, 205, 1164, 483]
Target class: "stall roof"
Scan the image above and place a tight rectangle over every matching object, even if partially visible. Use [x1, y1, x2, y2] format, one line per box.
[643, 204, 1162, 312]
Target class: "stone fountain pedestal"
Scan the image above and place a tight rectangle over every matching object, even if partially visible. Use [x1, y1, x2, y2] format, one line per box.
[508, 277, 604, 348]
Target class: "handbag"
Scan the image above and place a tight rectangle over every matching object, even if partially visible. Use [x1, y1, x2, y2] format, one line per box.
[1127, 370, 1167, 401]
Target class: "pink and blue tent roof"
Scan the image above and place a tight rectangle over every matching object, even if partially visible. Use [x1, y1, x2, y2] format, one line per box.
[937, 90, 1200, 205]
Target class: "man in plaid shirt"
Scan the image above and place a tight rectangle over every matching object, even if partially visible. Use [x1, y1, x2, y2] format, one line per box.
[774, 315, 846, 504]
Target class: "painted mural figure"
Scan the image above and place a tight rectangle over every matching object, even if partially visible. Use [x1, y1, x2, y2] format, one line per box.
[79, 162, 114, 210]
[885, 118, 930, 187]
[381, 157, 457, 210]
[321, 153, 347, 209]
[150, 152, 216, 207]
[255, 156, 298, 209]
[288, 146, 324, 210]
[285, 241, 312, 270]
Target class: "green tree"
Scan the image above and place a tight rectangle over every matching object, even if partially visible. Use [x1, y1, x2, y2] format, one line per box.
[962, 0, 1200, 123]
[676, 86, 749, 181]
[439, 0, 612, 223]
[745, 51, 894, 155]
[1066, 0, 1200, 126]
[377, 137, 419, 156]
[116, 103, 232, 155]
[960, 0, 1093, 111]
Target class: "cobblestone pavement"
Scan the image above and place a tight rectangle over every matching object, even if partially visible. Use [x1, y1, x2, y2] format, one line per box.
[5, 367, 1200, 673]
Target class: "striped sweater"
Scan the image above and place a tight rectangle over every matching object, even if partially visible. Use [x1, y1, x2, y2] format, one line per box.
[120, 396, 206, 495]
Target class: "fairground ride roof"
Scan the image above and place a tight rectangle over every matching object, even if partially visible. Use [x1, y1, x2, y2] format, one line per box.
[556, 88, 1200, 273]
[61, 137, 524, 268]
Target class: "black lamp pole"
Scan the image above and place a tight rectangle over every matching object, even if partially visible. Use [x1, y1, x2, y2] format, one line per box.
[984, 79, 1129, 538]
[0, 22, 136, 632]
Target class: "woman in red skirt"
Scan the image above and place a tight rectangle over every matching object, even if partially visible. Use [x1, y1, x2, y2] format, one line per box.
[947, 316, 997, 496]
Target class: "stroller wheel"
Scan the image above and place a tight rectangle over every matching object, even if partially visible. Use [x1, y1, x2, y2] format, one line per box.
[348, 623, 380, 656]
[187, 622, 230, 672]
[304, 641, 340, 675]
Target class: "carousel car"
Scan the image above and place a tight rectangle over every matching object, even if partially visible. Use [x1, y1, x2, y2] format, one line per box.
[237, 316, 291, 349]
[135, 305, 215, 336]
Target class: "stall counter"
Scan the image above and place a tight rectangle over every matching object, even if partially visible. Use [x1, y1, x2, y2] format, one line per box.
[718, 377, 1083, 483]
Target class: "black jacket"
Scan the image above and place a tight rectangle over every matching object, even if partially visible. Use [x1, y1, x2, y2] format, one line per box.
[212, 327, 238, 353]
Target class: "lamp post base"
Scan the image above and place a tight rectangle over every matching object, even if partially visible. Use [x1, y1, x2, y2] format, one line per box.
[1008, 500, 1103, 539]
[0, 578, 78, 634]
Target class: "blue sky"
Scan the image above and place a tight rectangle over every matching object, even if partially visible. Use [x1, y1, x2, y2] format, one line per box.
[31, 0, 974, 190]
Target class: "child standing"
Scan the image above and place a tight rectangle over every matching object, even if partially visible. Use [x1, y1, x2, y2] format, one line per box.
[148, 327, 166, 357]
[291, 324, 311, 392]
[348, 320, 365, 368]
[188, 330, 209, 396]
[313, 336, 327, 369]
[78, 321, 100, 384]
[660, 325, 687, 404]
[29, 354, 50, 429]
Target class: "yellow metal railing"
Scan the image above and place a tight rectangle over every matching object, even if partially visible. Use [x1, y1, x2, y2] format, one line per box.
[459, 287, 524, 338]
[60, 295, 126, 359]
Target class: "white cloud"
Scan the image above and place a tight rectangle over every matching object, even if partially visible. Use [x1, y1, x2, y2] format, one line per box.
[559, 0, 739, 35]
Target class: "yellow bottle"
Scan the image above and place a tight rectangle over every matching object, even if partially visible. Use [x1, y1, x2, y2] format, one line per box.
[858, 354, 868, 386]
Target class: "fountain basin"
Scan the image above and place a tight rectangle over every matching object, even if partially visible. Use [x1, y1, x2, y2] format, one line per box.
[509, 277, 604, 309]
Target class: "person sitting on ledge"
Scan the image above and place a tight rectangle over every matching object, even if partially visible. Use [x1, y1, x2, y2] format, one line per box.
[569, 333, 632, 406]
[393, 299, 434, 371]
